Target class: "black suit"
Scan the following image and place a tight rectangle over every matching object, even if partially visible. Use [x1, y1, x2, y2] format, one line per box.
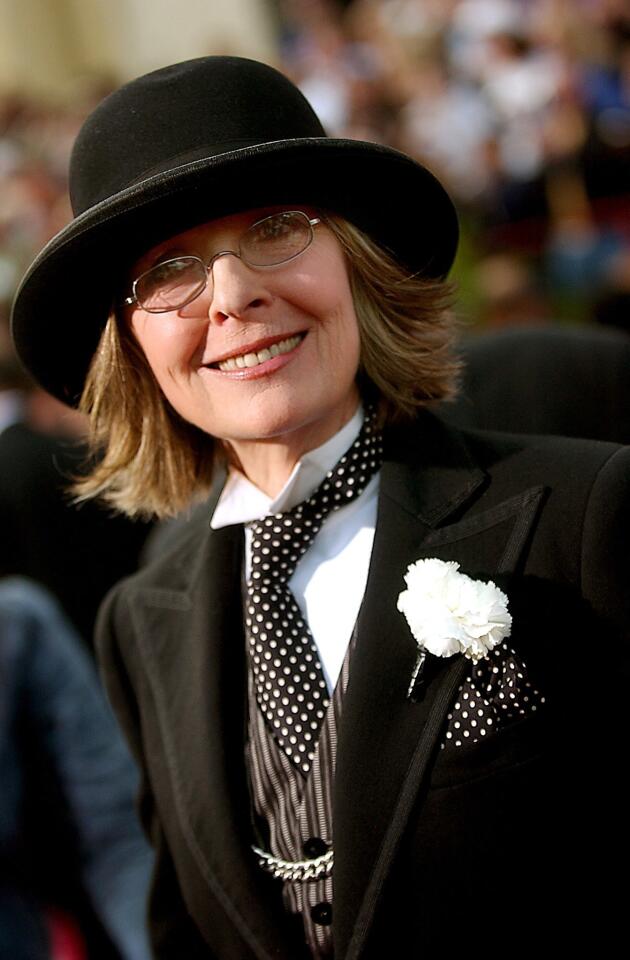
[96, 413, 630, 958]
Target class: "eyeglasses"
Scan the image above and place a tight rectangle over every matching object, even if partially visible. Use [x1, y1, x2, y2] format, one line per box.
[124, 210, 321, 313]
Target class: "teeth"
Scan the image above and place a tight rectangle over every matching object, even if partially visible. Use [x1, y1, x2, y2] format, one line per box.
[217, 335, 301, 372]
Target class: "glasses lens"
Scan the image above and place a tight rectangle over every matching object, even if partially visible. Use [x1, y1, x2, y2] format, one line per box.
[242, 211, 312, 267]
[135, 257, 207, 312]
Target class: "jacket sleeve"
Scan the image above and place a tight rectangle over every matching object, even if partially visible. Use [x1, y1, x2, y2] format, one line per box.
[576, 443, 630, 912]
[580, 443, 630, 638]
[96, 584, 215, 960]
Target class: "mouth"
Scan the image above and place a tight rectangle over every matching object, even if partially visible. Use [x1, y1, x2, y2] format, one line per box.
[208, 333, 305, 372]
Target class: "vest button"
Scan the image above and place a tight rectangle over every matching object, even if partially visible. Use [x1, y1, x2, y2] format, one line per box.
[303, 836, 328, 859]
[310, 902, 333, 926]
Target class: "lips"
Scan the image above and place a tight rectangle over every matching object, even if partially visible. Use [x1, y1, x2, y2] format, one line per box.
[209, 333, 304, 372]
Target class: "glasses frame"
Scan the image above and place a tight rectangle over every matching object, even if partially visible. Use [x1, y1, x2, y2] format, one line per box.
[124, 210, 322, 314]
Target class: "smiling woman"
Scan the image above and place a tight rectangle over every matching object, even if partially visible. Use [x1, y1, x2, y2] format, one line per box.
[126, 207, 363, 488]
[10, 56, 630, 960]
[72, 206, 456, 518]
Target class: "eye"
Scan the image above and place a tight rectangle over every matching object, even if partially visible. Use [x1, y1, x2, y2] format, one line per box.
[261, 213, 293, 237]
[134, 256, 207, 312]
[242, 212, 312, 266]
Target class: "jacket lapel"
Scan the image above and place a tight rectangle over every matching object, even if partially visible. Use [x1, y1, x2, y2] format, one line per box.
[334, 415, 545, 959]
[129, 520, 301, 960]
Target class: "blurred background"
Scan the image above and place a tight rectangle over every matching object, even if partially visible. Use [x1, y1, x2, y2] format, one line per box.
[3, 0, 630, 340]
[3, 3, 630, 959]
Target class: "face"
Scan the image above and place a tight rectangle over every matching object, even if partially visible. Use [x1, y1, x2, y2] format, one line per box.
[127, 207, 361, 461]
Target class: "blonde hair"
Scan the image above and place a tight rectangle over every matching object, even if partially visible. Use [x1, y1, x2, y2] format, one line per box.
[73, 214, 459, 519]
[326, 215, 459, 419]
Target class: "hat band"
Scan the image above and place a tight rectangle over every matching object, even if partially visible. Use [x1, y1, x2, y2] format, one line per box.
[128, 137, 321, 190]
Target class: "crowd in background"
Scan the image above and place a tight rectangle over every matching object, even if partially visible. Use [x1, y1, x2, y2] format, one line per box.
[278, 0, 630, 327]
[4, 0, 630, 345]
[3, 1, 630, 958]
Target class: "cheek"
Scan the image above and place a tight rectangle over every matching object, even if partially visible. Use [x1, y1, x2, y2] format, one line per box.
[304, 261, 359, 348]
[130, 312, 200, 382]
[321, 290, 361, 372]
[329, 311, 360, 362]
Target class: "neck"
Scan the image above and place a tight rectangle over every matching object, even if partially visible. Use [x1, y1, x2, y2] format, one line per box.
[225, 396, 360, 497]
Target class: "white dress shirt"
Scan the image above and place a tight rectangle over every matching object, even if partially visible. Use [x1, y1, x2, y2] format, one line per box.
[210, 406, 379, 690]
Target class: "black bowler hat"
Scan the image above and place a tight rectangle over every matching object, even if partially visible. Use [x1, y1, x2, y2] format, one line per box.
[11, 56, 458, 405]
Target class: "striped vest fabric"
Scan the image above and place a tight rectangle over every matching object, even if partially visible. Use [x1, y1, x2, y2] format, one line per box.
[246, 631, 356, 958]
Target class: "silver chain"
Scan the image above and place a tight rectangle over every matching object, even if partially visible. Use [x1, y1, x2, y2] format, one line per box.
[252, 844, 334, 882]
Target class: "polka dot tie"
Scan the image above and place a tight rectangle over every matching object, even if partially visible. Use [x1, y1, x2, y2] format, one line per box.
[245, 409, 383, 776]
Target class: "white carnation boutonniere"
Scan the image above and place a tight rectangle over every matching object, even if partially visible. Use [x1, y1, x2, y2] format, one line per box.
[397, 558, 512, 700]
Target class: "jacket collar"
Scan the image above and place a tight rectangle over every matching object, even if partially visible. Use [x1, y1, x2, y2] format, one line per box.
[379, 410, 487, 525]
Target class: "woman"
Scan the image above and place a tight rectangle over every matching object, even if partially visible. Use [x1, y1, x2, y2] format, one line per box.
[11, 57, 630, 959]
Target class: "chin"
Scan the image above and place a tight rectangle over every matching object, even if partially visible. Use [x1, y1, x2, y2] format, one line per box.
[232, 409, 309, 444]
[182, 383, 359, 450]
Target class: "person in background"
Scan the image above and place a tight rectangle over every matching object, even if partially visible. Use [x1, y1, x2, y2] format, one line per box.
[0, 324, 152, 645]
[0, 577, 153, 960]
[11, 56, 630, 958]
[444, 323, 630, 442]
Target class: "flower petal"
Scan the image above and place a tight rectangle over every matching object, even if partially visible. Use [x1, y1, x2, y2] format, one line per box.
[398, 558, 512, 663]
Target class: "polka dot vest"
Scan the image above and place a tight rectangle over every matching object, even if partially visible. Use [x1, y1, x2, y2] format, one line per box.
[245, 408, 384, 776]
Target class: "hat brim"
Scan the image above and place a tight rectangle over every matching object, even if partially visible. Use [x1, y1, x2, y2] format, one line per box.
[11, 137, 458, 405]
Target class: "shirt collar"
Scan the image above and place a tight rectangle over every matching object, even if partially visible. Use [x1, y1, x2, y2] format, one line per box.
[210, 405, 364, 529]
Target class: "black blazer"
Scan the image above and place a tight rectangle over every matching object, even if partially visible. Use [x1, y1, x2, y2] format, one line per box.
[96, 413, 630, 958]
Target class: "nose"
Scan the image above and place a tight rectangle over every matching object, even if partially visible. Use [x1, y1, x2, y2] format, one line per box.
[203, 250, 270, 324]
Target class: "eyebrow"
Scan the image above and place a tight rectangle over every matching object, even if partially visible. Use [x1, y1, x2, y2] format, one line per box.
[145, 246, 191, 270]
[139, 208, 309, 273]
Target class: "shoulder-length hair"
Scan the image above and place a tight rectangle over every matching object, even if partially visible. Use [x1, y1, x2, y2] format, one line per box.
[73, 213, 459, 519]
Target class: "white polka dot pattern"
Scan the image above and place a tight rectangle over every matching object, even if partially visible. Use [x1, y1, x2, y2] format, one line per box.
[246, 409, 383, 776]
[441, 642, 546, 749]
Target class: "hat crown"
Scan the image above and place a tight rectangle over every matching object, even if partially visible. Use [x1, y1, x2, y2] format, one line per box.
[69, 56, 326, 215]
